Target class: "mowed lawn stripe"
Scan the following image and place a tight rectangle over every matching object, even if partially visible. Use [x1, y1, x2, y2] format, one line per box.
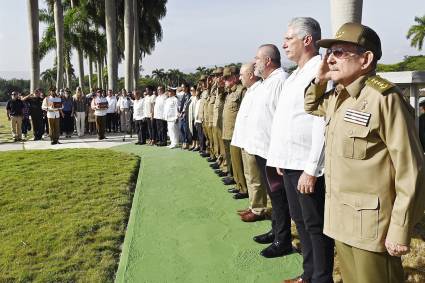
[0, 149, 139, 283]
[114, 144, 302, 283]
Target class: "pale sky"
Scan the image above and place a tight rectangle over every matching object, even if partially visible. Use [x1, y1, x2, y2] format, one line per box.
[0, 0, 423, 80]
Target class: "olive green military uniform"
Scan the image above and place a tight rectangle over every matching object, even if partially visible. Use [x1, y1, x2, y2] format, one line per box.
[223, 82, 247, 193]
[212, 84, 228, 173]
[305, 74, 425, 283]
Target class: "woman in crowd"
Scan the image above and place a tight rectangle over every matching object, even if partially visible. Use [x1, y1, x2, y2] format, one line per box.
[73, 87, 87, 137]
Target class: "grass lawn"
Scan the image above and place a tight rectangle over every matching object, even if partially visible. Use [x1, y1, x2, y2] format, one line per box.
[0, 149, 140, 282]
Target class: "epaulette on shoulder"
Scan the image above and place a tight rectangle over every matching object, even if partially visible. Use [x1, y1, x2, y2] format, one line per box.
[365, 75, 397, 95]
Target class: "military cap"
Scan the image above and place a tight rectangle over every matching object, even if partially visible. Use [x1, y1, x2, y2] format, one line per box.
[222, 67, 232, 77]
[317, 22, 382, 60]
[199, 74, 207, 81]
[229, 65, 238, 74]
[213, 67, 224, 75]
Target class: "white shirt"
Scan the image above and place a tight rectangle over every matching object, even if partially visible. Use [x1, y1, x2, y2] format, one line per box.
[117, 96, 131, 110]
[153, 94, 167, 120]
[267, 55, 325, 176]
[194, 98, 203, 123]
[133, 98, 145, 120]
[144, 95, 156, 117]
[163, 96, 178, 122]
[231, 80, 261, 149]
[42, 96, 62, 118]
[243, 67, 288, 159]
[106, 96, 117, 113]
[92, 96, 108, 116]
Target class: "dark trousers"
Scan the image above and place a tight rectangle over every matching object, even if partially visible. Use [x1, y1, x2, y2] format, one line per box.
[31, 113, 44, 140]
[22, 118, 31, 135]
[95, 115, 106, 139]
[195, 122, 205, 151]
[147, 118, 156, 142]
[283, 169, 334, 283]
[180, 118, 192, 144]
[155, 119, 167, 144]
[135, 119, 147, 143]
[62, 111, 74, 134]
[255, 155, 292, 249]
[106, 113, 118, 132]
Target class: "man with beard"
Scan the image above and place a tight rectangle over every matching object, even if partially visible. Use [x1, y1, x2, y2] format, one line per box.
[243, 44, 293, 259]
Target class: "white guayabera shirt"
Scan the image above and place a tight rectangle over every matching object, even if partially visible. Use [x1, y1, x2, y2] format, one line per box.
[243, 67, 288, 159]
[153, 94, 167, 120]
[266, 55, 325, 176]
[231, 80, 261, 149]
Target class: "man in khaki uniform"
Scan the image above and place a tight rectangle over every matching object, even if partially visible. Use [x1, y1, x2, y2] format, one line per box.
[211, 68, 229, 176]
[222, 66, 248, 199]
[205, 73, 217, 162]
[305, 23, 425, 283]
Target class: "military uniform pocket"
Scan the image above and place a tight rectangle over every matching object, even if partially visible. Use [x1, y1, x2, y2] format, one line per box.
[341, 126, 369, 159]
[340, 192, 379, 240]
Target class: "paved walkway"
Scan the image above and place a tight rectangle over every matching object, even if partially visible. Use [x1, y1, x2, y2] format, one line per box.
[114, 144, 303, 283]
[0, 133, 137, 151]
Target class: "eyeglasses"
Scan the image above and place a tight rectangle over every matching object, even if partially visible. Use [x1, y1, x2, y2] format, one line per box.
[326, 47, 366, 59]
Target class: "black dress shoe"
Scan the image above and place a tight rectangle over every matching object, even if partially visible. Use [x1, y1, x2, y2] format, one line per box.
[222, 177, 233, 183]
[227, 188, 239, 193]
[210, 163, 220, 169]
[223, 179, 236, 185]
[217, 171, 228, 177]
[253, 230, 275, 244]
[260, 241, 293, 258]
[233, 192, 249, 199]
[207, 157, 217, 162]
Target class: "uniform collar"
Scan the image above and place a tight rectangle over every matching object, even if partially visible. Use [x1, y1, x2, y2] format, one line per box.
[336, 71, 376, 98]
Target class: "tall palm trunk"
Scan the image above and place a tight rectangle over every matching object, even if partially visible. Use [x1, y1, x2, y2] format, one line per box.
[133, 0, 140, 90]
[76, 47, 84, 88]
[330, 0, 363, 34]
[65, 53, 71, 88]
[54, 0, 64, 90]
[88, 56, 93, 90]
[105, 0, 118, 92]
[124, 0, 134, 91]
[97, 60, 102, 88]
[27, 0, 39, 92]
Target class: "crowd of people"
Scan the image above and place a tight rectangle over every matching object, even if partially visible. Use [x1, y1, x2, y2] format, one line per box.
[5, 17, 425, 283]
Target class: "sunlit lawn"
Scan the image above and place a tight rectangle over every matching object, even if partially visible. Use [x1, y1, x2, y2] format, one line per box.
[0, 149, 140, 282]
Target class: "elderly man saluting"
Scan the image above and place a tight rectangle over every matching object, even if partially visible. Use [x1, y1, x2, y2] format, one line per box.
[305, 22, 425, 283]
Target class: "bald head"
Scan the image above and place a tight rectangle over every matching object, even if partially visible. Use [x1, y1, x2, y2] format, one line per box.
[240, 62, 260, 88]
[258, 44, 281, 67]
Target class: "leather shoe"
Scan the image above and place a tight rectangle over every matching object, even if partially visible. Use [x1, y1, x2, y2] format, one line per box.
[241, 212, 265, 222]
[207, 157, 217, 162]
[210, 163, 220, 169]
[236, 208, 250, 216]
[283, 278, 309, 283]
[215, 169, 223, 174]
[260, 241, 293, 258]
[227, 188, 239, 193]
[222, 177, 233, 183]
[200, 152, 209, 157]
[223, 179, 236, 185]
[217, 171, 227, 177]
[233, 192, 248, 199]
[253, 230, 275, 244]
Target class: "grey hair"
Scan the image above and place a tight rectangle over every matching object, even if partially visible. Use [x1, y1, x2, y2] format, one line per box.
[241, 62, 255, 74]
[288, 17, 321, 50]
[259, 44, 281, 67]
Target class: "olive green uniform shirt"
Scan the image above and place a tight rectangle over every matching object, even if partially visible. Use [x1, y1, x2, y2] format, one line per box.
[212, 86, 225, 129]
[222, 83, 245, 140]
[304, 73, 425, 252]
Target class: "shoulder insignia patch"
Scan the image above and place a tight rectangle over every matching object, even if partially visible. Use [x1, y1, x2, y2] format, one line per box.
[366, 75, 396, 94]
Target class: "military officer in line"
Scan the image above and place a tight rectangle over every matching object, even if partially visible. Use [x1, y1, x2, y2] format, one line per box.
[222, 65, 248, 199]
[210, 68, 229, 178]
[305, 23, 425, 283]
[198, 75, 211, 157]
[206, 70, 219, 162]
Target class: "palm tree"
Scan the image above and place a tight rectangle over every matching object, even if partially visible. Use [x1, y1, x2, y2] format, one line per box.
[152, 68, 165, 83]
[330, 0, 363, 34]
[53, 0, 65, 89]
[41, 68, 57, 87]
[105, 0, 118, 91]
[407, 15, 425, 51]
[124, 0, 134, 91]
[27, 0, 40, 93]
